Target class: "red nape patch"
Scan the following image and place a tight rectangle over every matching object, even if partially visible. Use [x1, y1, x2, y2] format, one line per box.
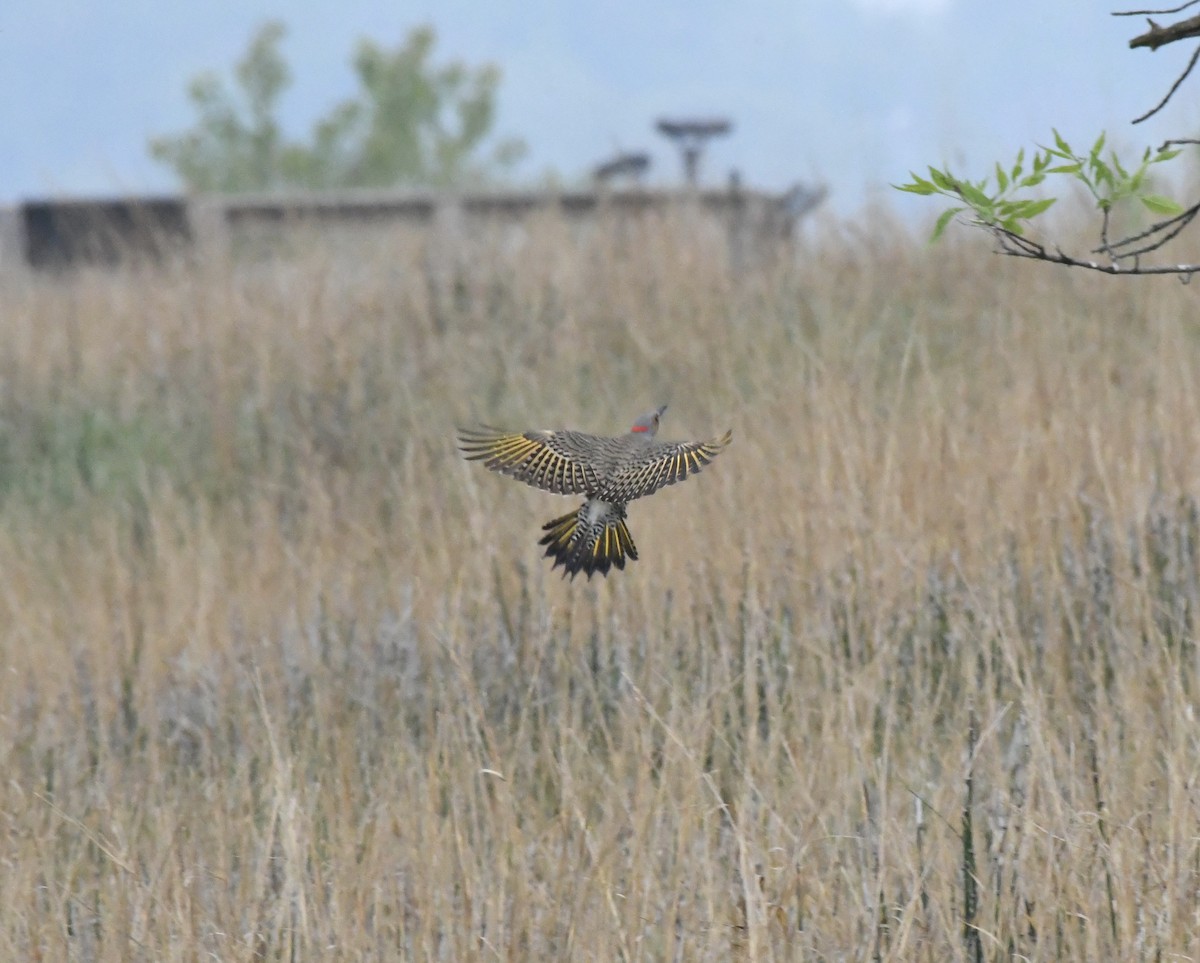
[630, 425, 648, 432]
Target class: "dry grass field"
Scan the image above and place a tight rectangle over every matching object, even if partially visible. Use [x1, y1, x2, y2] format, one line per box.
[3, 207, 1200, 960]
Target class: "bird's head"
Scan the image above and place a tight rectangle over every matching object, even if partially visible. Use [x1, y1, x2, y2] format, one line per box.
[630, 405, 667, 437]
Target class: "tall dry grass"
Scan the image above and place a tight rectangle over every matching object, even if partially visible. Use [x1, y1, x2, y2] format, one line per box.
[2, 206, 1200, 960]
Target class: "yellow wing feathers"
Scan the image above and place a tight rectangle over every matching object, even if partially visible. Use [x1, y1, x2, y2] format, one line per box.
[457, 428, 597, 495]
[460, 413, 730, 579]
[611, 430, 732, 500]
[538, 506, 638, 578]
[460, 424, 731, 503]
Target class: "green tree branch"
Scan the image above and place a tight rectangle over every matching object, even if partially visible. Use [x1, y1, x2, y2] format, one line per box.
[895, 6, 1200, 277]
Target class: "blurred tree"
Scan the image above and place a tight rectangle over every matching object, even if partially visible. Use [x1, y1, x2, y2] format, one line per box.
[150, 21, 526, 192]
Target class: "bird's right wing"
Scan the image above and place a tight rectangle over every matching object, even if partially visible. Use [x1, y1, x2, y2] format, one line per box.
[607, 430, 733, 501]
[458, 427, 603, 495]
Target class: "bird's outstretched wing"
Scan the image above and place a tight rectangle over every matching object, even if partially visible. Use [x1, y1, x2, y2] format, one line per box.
[607, 430, 733, 502]
[458, 427, 603, 495]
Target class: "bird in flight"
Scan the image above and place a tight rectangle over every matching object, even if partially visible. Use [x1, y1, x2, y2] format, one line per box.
[458, 406, 732, 579]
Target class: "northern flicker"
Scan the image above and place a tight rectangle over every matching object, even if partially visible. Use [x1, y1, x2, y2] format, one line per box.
[458, 405, 732, 579]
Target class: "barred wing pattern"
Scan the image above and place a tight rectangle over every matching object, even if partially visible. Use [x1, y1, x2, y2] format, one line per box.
[458, 427, 602, 495]
[604, 430, 733, 502]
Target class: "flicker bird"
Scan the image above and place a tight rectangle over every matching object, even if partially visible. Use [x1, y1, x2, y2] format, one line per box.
[458, 406, 732, 579]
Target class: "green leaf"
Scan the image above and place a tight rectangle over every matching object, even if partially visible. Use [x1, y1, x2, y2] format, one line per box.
[1154, 149, 1181, 163]
[896, 174, 937, 195]
[1141, 194, 1184, 216]
[956, 180, 991, 209]
[1053, 128, 1071, 153]
[931, 206, 963, 241]
[1016, 197, 1056, 219]
[1012, 147, 1026, 181]
[995, 162, 1008, 192]
[1046, 164, 1081, 175]
[929, 167, 954, 191]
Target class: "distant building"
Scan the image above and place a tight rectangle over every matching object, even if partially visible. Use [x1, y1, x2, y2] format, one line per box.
[0, 182, 826, 281]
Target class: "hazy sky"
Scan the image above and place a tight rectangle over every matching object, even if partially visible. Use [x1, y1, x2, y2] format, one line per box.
[2, 1, 1195, 214]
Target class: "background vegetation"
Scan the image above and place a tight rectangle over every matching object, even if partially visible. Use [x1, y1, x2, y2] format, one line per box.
[3, 211, 1200, 959]
[150, 21, 526, 192]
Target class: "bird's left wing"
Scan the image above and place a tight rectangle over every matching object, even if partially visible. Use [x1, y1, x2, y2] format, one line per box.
[607, 430, 733, 502]
[458, 427, 603, 495]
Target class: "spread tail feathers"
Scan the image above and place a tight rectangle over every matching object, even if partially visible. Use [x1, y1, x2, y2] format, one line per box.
[539, 503, 638, 580]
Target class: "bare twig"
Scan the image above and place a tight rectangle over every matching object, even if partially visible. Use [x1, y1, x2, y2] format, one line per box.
[1132, 42, 1200, 121]
[1101, 199, 1200, 258]
[1159, 137, 1200, 149]
[1098, 205, 1114, 260]
[1114, 0, 1200, 17]
[1129, 11, 1200, 47]
[983, 220, 1200, 278]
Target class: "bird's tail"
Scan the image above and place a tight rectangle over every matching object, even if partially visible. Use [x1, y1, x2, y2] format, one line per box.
[539, 503, 638, 580]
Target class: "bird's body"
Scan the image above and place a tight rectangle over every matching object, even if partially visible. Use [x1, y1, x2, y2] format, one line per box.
[458, 406, 732, 579]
